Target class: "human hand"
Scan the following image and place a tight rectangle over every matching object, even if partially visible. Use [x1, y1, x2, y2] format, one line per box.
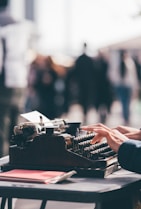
[81, 123, 129, 152]
[113, 125, 139, 134]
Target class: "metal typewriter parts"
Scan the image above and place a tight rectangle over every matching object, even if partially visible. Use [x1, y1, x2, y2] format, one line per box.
[2, 120, 119, 177]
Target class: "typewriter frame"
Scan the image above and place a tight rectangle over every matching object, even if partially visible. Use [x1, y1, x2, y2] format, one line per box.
[2, 130, 119, 178]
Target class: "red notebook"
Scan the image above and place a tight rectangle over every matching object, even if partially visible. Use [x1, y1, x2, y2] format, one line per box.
[0, 169, 76, 184]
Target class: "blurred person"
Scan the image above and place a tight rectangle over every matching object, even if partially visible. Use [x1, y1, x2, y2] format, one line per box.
[52, 59, 67, 118]
[82, 123, 141, 174]
[64, 64, 80, 113]
[0, 0, 35, 157]
[28, 55, 58, 119]
[110, 50, 139, 125]
[92, 50, 114, 123]
[72, 42, 95, 124]
[133, 53, 141, 99]
[25, 54, 44, 113]
[133, 54, 141, 83]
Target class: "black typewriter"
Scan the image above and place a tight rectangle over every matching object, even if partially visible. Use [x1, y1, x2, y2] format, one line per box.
[2, 119, 119, 178]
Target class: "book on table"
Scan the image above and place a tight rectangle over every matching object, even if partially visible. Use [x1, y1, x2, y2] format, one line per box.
[0, 169, 76, 184]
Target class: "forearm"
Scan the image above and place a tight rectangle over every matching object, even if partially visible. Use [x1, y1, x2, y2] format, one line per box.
[114, 126, 141, 141]
[125, 130, 141, 140]
[118, 140, 141, 174]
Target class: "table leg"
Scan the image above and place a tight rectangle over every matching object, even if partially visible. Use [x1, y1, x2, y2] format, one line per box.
[1, 197, 7, 209]
[1, 197, 12, 209]
[40, 200, 47, 209]
[8, 198, 12, 209]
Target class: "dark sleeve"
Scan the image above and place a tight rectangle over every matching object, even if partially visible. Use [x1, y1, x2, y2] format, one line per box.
[118, 139, 141, 174]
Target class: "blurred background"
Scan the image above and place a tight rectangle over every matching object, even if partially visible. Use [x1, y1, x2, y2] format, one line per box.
[2, 0, 141, 135]
[7, 0, 141, 129]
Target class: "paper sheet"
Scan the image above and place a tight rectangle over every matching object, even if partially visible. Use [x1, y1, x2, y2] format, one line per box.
[21, 110, 53, 126]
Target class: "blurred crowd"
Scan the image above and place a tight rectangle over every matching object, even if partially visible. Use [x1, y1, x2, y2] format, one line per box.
[24, 47, 112, 123]
[25, 43, 141, 127]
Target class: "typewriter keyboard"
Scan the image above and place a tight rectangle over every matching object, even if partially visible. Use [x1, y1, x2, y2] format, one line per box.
[71, 133, 117, 161]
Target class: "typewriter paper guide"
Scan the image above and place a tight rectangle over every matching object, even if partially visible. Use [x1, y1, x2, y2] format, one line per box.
[21, 110, 53, 126]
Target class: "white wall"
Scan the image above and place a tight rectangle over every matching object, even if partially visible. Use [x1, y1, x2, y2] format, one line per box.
[9, 0, 25, 20]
